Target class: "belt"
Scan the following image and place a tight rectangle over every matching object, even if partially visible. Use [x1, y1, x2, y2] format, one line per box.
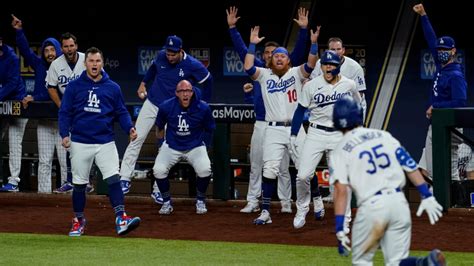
[268, 121, 291, 127]
[310, 123, 336, 132]
[375, 187, 401, 196]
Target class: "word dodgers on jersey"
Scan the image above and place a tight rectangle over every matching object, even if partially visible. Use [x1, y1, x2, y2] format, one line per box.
[266, 76, 296, 93]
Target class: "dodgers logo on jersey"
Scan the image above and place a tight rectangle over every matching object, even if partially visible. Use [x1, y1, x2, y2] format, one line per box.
[313, 91, 352, 107]
[176, 114, 190, 136]
[84, 90, 101, 113]
[266, 76, 296, 93]
[179, 68, 184, 77]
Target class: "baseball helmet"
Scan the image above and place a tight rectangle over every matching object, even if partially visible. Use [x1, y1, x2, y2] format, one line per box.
[332, 95, 363, 130]
[320, 50, 341, 66]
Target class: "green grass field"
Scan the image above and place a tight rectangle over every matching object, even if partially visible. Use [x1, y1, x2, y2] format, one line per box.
[0, 233, 473, 265]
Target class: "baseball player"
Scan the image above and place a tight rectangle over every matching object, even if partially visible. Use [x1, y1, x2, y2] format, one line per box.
[244, 26, 319, 225]
[152, 80, 215, 215]
[46, 32, 94, 193]
[310, 37, 367, 232]
[226, 6, 310, 213]
[11, 14, 67, 193]
[59, 47, 140, 236]
[0, 35, 27, 192]
[119, 35, 213, 204]
[290, 50, 360, 229]
[331, 95, 445, 265]
[413, 4, 467, 183]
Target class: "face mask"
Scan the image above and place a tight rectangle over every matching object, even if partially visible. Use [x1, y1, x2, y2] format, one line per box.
[437, 50, 451, 64]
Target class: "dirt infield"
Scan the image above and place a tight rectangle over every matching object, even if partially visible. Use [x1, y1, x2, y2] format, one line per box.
[0, 193, 473, 252]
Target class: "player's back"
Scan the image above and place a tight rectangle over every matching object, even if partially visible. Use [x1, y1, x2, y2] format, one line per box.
[335, 127, 407, 205]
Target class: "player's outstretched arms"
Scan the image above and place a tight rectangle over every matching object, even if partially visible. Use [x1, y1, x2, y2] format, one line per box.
[293, 7, 308, 29]
[226, 6, 240, 28]
[413, 4, 427, 16]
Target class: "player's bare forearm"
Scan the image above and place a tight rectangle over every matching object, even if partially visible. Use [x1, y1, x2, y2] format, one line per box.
[334, 182, 348, 216]
[406, 170, 427, 187]
[48, 88, 61, 107]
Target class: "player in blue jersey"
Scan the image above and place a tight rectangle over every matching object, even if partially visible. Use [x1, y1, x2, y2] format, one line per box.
[152, 79, 215, 215]
[226, 6, 309, 213]
[59, 47, 140, 236]
[413, 4, 467, 183]
[0, 35, 27, 192]
[9, 14, 68, 194]
[120, 35, 213, 204]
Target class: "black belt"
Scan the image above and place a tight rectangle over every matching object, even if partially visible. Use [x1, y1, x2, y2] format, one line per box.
[310, 123, 336, 132]
[375, 187, 401, 196]
[268, 121, 291, 127]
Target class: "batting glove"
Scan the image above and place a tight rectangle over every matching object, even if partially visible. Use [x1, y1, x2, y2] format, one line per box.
[336, 231, 351, 257]
[289, 135, 299, 160]
[416, 196, 443, 225]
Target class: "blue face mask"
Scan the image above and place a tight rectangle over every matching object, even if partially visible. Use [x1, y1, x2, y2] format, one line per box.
[437, 50, 451, 64]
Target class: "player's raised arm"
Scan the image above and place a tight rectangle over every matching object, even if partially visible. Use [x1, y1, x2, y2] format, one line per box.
[244, 26, 264, 80]
[299, 26, 320, 78]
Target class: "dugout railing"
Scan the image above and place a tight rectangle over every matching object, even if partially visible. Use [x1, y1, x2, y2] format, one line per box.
[432, 108, 474, 210]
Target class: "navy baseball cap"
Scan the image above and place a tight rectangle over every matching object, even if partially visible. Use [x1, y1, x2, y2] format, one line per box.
[164, 35, 182, 52]
[436, 36, 455, 49]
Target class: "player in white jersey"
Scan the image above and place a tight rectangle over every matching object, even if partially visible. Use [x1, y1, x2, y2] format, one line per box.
[331, 96, 446, 266]
[46, 32, 92, 193]
[244, 25, 319, 225]
[290, 50, 360, 229]
[311, 37, 367, 231]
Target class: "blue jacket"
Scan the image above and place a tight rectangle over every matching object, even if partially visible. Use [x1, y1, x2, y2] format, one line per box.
[143, 50, 213, 105]
[420, 15, 467, 108]
[228, 27, 308, 121]
[15, 29, 62, 101]
[59, 71, 133, 144]
[0, 45, 26, 101]
[156, 87, 215, 151]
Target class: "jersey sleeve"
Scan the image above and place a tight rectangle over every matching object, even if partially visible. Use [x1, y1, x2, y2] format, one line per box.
[353, 65, 367, 92]
[155, 103, 168, 130]
[46, 62, 59, 87]
[297, 80, 312, 108]
[329, 149, 350, 185]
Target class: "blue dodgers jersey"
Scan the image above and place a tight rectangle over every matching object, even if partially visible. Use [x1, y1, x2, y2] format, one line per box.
[59, 71, 133, 144]
[147, 50, 210, 106]
[156, 93, 215, 151]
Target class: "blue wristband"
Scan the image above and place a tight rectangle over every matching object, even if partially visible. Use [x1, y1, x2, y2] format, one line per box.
[335, 215, 345, 232]
[310, 43, 318, 55]
[248, 43, 256, 54]
[416, 183, 432, 199]
[304, 63, 314, 73]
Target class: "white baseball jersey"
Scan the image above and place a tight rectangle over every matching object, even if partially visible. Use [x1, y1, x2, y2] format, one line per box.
[46, 52, 86, 94]
[311, 56, 366, 92]
[256, 67, 305, 122]
[299, 75, 359, 127]
[330, 127, 415, 204]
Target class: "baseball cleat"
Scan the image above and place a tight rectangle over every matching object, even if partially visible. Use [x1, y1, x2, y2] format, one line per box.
[240, 202, 260, 213]
[120, 180, 131, 194]
[313, 196, 325, 220]
[69, 217, 86, 237]
[86, 183, 94, 193]
[428, 249, 446, 266]
[281, 201, 292, 213]
[0, 183, 19, 192]
[159, 201, 173, 215]
[54, 182, 73, 193]
[151, 191, 164, 204]
[116, 213, 141, 236]
[196, 200, 208, 214]
[253, 210, 272, 225]
[293, 209, 308, 229]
